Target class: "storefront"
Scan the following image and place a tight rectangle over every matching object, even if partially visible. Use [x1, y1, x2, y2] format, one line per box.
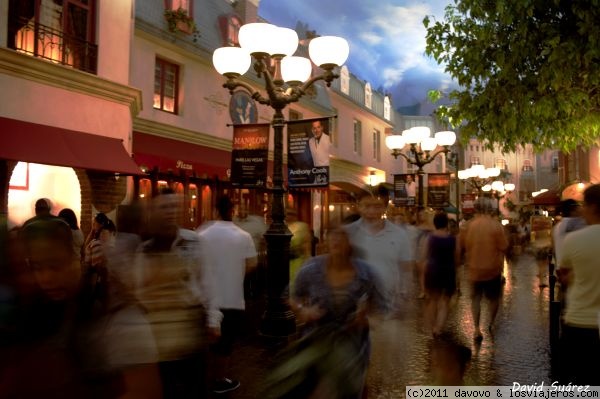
[1, 117, 143, 232]
[132, 131, 232, 229]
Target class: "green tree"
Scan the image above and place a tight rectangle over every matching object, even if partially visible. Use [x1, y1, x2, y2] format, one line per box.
[424, 0, 600, 152]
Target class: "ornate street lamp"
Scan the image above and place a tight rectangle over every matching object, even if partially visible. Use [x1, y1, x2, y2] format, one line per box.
[212, 23, 349, 338]
[385, 127, 456, 208]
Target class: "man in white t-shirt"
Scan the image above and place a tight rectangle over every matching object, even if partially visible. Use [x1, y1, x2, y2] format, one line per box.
[198, 196, 257, 394]
[345, 195, 412, 309]
[557, 184, 600, 385]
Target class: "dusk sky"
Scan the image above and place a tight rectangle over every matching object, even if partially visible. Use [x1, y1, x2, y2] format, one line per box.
[258, 0, 457, 115]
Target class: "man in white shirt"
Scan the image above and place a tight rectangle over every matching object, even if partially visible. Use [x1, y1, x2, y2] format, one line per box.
[405, 174, 417, 198]
[308, 120, 330, 167]
[557, 184, 600, 385]
[198, 196, 257, 394]
[345, 195, 412, 308]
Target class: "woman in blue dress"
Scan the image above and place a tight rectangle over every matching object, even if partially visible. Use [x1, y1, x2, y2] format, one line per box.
[286, 225, 387, 399]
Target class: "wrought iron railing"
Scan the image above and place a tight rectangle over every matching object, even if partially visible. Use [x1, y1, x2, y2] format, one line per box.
[11, 18, 97, 74]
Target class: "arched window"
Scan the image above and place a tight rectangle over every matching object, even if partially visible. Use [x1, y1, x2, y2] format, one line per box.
[384, 96, 391, 120]
[340, 65, 349, 94]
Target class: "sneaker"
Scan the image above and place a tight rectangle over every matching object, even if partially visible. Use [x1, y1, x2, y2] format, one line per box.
[213, 378, 240, 394]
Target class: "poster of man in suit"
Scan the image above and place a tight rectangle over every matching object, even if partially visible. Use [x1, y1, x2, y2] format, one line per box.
[287, 118, 330, 188]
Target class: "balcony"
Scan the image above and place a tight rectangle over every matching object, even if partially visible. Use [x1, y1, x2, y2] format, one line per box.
[11, 18, 97, 74]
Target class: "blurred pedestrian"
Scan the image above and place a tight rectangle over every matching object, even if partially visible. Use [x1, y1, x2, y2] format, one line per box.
[552, 199, 586, 271]
[556, 184, 600, 385]
[422, 212, 459, 337]
[345, 195, 412, 309]
[266, 226, 386, 398]
[458, 197, 508, 341]
[390, 207, 418, 298]
[198, 196, 257, 394]
[134, 189, 221, 398]
[22, 198, 54, 227]
[287, 208, 312, 287]
[0, 217, 161, 398]
[58, 208, 84, 262]
[415, 208, 434, 299]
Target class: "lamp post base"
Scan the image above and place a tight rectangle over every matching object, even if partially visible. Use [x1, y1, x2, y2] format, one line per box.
[259, 228, 296, 339]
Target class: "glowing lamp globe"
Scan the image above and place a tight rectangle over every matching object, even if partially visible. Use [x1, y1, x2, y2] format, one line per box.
[308, 36, 349, 67]
[281, 56, 312, 84]
[212, 47, 251, 76]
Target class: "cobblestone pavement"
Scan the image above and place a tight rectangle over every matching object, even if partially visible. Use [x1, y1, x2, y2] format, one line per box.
[223, 252, 553, 398]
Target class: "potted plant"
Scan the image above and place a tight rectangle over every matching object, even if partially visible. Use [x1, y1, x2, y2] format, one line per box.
[164, 7, 198, 37]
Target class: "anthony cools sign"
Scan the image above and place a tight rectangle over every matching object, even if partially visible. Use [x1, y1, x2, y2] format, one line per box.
[287, 117, 330, 188]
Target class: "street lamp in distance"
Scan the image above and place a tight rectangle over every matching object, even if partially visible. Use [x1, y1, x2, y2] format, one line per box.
[385, 127, 456, 209]
[212, 23, 349, 338]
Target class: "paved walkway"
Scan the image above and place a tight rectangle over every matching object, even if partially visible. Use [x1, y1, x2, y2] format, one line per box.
[224, 252, 553, 398]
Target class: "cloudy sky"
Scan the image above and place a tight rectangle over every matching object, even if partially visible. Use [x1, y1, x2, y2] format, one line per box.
[258, 0, 457, 115]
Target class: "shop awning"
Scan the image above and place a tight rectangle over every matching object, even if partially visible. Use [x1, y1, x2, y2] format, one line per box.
[0, 116, 144, 175]
[133, 131, 230, 179]
[532, 188, 561, 206]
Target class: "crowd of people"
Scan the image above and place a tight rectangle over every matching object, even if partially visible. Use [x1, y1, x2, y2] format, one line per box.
[0, 184, 598, 398]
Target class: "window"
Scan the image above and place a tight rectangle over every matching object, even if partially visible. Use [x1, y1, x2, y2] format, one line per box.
[522, 159, 534, 172]
[219, 14, 242, 46]
[167, 0, 192, 12]
[372, 129, 381, 161]
[289, 109, 302, 121]
[340, 66, 350, 95]
[154, 58, 180, 114]
[9, 0, 98, 73]
[552, 155, 559, 171]
[495, 158, 507, 170]
[364, 83, 372, 109]
[470, 156, 480, 166]
[353, 120, 362, 155]
[384, 96, 391, 120]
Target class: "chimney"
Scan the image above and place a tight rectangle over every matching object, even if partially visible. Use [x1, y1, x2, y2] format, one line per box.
[234, 0, 260, 24]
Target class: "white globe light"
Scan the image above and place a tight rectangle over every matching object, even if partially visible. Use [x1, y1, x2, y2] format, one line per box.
[487, 167, 501, 177]
[308, 36, 349, 67]
[505, 183, 515, 192]
[434, 130, 456, 146]
[238, 23, 278, 55]
[478, 169, 490, 179]
[270, 27, 299, 56]
[482, 184, 492, 192]
[411, 126, 431, 142]
[212, 47, 251, 76]
[385, 134, 406, 150]
[491, 180, 505, 191]
[458, 170, 469, 180]
[421, 137, 437, 152]
[281, 56, 312, 84]
[403, 129, 420, 145]
[471, 164, 485, 174]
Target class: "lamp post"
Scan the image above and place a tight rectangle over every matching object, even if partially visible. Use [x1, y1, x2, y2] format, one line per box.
[385, 127, 456, 209]
[458, 165, 514, 213]
[212, 23, 349, 338]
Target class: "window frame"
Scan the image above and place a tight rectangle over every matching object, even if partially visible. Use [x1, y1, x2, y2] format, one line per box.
[154, 57, 180, 115]
[372, 129, 381, 161]
[353, 119, 362, 156]
[165, 0, 193, 14]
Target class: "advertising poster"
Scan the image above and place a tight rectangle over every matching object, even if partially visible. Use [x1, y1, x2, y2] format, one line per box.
[461, 193, 476, 214]
[393, 173, 417, 207]
[287, 117, 330, 188]
[230, 123, 270, 188]
[427, 173, 451, 208]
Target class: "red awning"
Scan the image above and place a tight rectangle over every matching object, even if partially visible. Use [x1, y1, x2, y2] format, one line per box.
[0, 116, 143, 175]
[532, 189, 561, 206]
[133, 131, 231, 179]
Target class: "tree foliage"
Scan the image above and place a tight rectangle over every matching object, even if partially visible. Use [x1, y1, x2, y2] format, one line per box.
[424, 0, 600, 152]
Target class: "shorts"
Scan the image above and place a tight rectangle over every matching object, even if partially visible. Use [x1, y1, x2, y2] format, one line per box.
[212, 309, 244, 356]
[471, 275, 503, 300]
